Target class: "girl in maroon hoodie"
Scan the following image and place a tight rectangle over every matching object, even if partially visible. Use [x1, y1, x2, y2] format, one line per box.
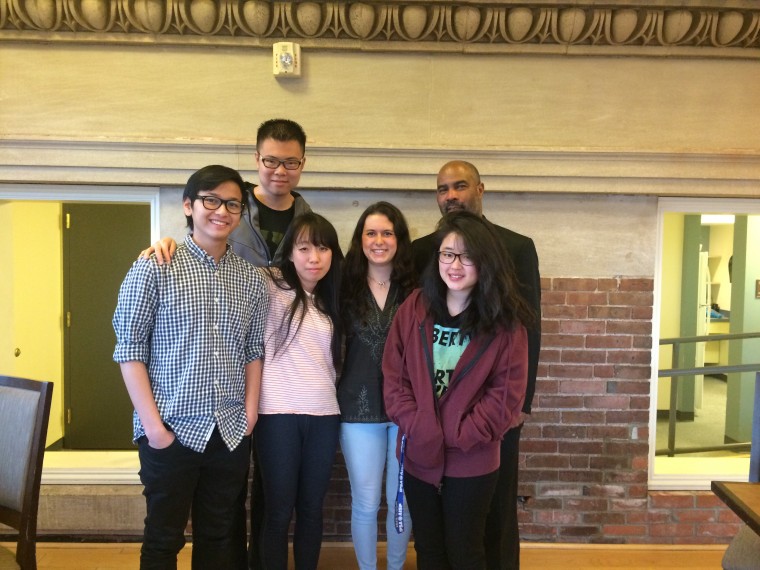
[383, 211, 535, 570]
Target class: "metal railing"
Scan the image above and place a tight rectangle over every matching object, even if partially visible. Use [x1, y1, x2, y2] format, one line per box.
[657, 331, 760, 458]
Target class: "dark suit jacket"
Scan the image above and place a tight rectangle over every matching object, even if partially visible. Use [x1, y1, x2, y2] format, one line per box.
[412, 217, 542, 413]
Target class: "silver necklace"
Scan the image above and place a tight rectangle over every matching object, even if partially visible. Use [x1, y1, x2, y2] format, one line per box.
[367, 275, 388, 287]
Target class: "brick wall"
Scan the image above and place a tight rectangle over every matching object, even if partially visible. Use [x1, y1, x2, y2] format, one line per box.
[317, 276, 743, 544]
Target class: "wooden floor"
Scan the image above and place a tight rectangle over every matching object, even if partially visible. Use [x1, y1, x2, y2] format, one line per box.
[2, 541, 728, 569]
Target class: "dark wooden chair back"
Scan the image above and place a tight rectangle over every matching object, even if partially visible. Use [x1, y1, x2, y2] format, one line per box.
[0, 376, 53, 570]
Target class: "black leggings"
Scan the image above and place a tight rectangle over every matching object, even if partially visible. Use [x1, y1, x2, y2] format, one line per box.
[405, 469, 499, 570]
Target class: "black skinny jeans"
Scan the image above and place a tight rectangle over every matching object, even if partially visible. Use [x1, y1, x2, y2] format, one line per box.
[255, 413, 340, 570]
[137, 428, 250, 570]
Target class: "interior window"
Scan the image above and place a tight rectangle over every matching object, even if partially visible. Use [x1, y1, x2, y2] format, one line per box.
[650, 198, 760, 490]
[0, 185, 158, 483]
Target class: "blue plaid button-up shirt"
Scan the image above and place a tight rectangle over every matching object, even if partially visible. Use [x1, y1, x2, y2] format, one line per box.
[113, 235, 268, 453]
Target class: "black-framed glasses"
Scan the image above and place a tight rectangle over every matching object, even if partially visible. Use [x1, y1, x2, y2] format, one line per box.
[259, 156, 303, 170]
[195, 195, 244, 214]
[437, 250, 475, 266]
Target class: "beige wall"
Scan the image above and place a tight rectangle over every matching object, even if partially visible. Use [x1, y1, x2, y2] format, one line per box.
[3, 45, 759, 153]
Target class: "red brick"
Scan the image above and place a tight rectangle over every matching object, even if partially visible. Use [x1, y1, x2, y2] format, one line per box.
[695, 494, 725, 508]
[535, 378, 559, 393]
[608, 291, 654, 306]
[606, 470, 648, 484]
[627, 509, 671, 524]
[696, 523, 740, 537]
[603, 524, 647, 536]
[607, 380, 651, 394]
[560, 468, 604, 483]
[586, 335, 633, 349]
[543, 305, 589, 319]
[562, 350, 608, 364]
[538, 348, 561, 363]
[560, 410, 606, 424]
[559, 379, 606, 394]
[604, 410, 650, 424]
[612, 365, 652, 379]
[560, 320, 607, 334]
[584, 394, 630, 409]
[632, 335, 653, 348]
[543, 425, 588, 439]
[649, 523, 695, 537]
[588, 425, 632, 439]
[541, 319, 560, 333]
[542, 333, 586, 348]
[585, 512, 626, 525]
[521, 440, 559, 454]
[607, 350, 651, 365]
[527, 409, 560, 423]
[590, 455, 631, 470]
[568, 455, 592, 469]
[649, 493, 695, 509]
[717, 509, 743, 523]
[631, 305, 654, 319]
[559, 526, 601, 538]
[589, 306, 632, 319]
[526, 455, 572, 469]
[537, 395, 585, 408]
[560, 441, 605, 455]
[553, 278, 599, 291]
[618, 278, 654, 291]
[605, 441, 648, 456]
[545, 364, 594, 378]
[593, 364, 616, 378]
[631, 455, 649, 470]
[594, 278, 619, 291]
[541, 290, 567, 304]
[535, 510, 584, 524]
[566, 497, 610, 511]
[567, 292, 610, 306]
[627, 484, 649, 498]
[629, 395, 651, 409]
[607, 320, 652, 335]
[527, 496, 564, 510]
[676, 509, 718, 523]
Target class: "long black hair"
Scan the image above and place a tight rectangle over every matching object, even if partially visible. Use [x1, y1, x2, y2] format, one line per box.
[267, 212, 344, 368]
[341, 201, 416, 325]
[421, 211, 536, 337]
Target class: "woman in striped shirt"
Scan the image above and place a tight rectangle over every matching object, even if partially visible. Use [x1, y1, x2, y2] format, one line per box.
[255, 212, 344, 570]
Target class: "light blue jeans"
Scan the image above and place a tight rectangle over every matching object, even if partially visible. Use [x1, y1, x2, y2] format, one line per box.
[340, 421, 412, 570]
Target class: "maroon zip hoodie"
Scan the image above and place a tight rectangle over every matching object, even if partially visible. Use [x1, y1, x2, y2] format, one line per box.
[382, 289, 528, 487]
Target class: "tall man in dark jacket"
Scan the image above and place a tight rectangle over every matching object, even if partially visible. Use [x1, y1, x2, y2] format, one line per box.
[412, 160, 541, 570]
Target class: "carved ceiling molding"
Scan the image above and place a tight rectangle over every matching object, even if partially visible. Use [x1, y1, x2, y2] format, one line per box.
[1, 1, 759, 58]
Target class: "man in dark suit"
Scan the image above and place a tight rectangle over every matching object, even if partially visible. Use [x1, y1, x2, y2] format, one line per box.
[412, 160, 541, 570]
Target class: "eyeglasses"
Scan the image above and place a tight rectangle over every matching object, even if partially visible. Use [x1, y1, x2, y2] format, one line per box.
[259, 156, 303, 170]
[195, 195, 244, 214]
[437, 251, 475, 266]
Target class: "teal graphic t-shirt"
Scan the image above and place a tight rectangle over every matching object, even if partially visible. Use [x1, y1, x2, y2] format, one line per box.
[432, 316, 471, 398]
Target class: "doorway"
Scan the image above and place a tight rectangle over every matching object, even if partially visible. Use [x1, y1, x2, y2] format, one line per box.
[63, 203, 151, 449]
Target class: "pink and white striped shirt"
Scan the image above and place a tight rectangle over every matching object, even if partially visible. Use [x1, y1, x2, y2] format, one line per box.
[258, 278, 339, 416]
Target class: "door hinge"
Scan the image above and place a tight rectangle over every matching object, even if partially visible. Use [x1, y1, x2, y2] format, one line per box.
[65, 212, 70, 229]
[67, 408, 72, 424]
[66, 312, 71, 328]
